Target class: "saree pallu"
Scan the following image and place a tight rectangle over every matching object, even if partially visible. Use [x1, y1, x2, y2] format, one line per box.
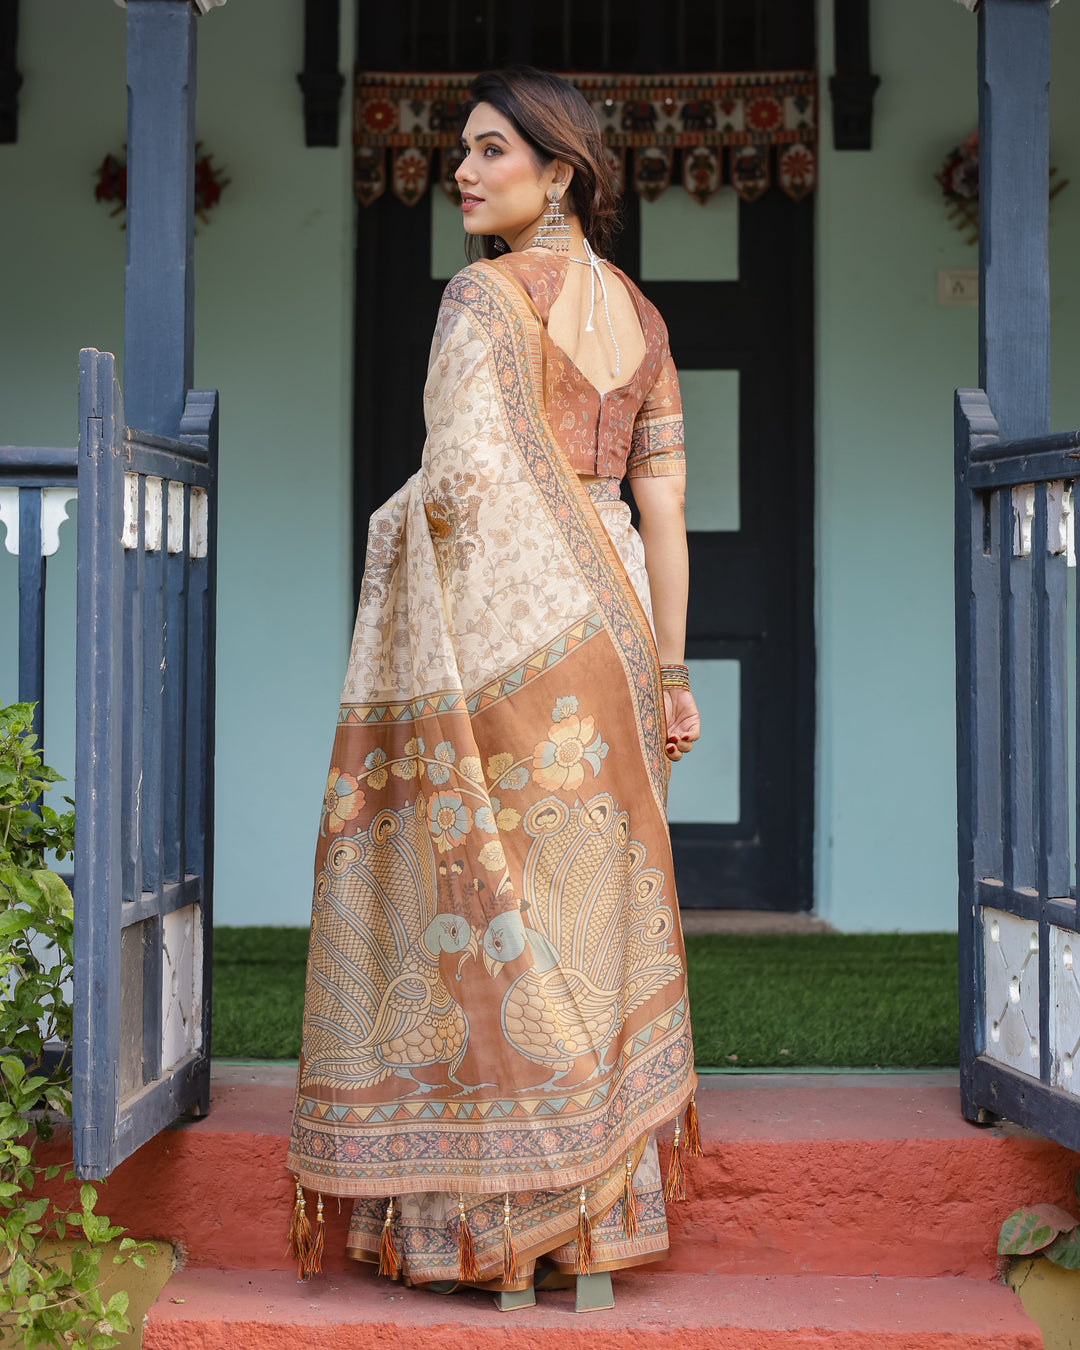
[286, 261, 696, 1284]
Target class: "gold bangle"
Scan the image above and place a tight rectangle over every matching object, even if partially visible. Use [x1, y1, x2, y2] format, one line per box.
[660, 663, 691, 691]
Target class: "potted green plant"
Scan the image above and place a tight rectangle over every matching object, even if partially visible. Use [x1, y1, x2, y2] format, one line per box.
[0, 699, 150, 1349]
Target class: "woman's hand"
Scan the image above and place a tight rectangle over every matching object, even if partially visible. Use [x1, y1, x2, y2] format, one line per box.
[664, 688, 701, 762]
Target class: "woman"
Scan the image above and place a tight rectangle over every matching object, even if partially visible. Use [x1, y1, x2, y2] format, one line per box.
[286, 66, 702, 1307]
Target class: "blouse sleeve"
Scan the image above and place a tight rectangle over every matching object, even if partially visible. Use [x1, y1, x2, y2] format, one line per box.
[626, 354, 686, 479]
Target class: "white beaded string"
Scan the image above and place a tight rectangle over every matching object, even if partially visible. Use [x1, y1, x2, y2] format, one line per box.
[568, 238, 621, 380]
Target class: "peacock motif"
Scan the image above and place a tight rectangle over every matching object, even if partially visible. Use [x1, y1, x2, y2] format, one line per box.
[301, 797, 479, 1091]
[481, 793, 680, 1083]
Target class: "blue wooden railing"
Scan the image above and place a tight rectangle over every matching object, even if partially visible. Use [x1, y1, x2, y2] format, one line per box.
[73, 349, 218, 1179]
[0, 446, 78, 749]
[2, 350, 219, 1180]
[956, 394, 1080, 1152]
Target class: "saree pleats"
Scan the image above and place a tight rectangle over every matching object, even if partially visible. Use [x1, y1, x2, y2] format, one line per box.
[286, 263, 695, 1257]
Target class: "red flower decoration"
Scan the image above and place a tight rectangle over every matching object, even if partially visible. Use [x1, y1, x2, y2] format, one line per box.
[364, 99, 397, 134]
[782, 146, 814, 183]
[93, 143, 229, 228]
[746, 97, 782, 132]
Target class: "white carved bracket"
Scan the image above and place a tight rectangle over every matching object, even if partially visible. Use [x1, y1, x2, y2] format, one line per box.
[0, 488, 18, 555]
[122, 474, 208, 558]
[41, 489, 78, 557]
[189, 488, 208, 560]
[168, 481, 185, 555]
[1046, 480, 1075, 567]
[121, 473, 140, 550]
[1012, 484, 1035, 558]
[0, 486, 78, 557]
[1011, 481, 1075, 566]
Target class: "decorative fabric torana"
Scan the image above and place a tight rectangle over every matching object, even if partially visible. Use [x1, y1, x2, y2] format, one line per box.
[354, 71, 817, 209]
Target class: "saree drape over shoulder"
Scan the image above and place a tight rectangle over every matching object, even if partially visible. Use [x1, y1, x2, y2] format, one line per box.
[286, 259, 696, 1285]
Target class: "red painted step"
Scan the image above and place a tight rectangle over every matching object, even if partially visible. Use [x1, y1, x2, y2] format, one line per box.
[142, 1267, 1043, 1350]
[40, 1067, 1076, 1282]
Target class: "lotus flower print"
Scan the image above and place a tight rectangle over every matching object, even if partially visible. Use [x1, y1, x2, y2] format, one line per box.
[427, 791, 473, 853]
[532, 702, 609, 792]
[323, 769, 364, 835]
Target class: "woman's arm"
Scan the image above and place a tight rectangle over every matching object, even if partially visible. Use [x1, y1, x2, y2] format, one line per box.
[630, 475, 701, 761]
[631, 474, 688, 665]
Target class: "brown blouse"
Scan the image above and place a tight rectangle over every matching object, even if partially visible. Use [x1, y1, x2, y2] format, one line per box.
[491, 252, 686, 481]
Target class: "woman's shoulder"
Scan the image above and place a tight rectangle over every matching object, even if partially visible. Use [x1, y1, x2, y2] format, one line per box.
[604, 261, 670, 348]
[441, 259, 498, 301]
[441, 252, 566, 320]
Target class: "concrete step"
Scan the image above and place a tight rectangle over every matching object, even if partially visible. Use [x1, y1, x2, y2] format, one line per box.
[40, 1067, 1078, 1281]
[141, 1267, 1043, 1349]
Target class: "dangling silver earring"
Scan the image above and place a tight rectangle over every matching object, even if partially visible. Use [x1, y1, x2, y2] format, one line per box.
[532, 188, 570, 253]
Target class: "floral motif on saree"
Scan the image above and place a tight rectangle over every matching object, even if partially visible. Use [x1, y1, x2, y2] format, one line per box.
[286, 261, 696, 1207]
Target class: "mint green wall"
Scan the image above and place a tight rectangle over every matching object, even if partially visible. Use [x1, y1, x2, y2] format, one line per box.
[1, 1, 356, 926]
[815, 0, 1080, 930]
[6, 3, 1080, 931]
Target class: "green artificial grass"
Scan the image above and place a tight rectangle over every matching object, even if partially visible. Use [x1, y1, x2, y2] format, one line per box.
[684, 932, 959, 1069]
[210, 927, 960, 1069]
[211, 926, 309, 1061]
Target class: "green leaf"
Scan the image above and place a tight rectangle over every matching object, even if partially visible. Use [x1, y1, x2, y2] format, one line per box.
[0, 1058, 25, 1087]
[998, 1207, 1061, 1255]
[1044, 1226, 1080, 1269]
[0, 910, 31, 941]
[31, 871, 71, 909]
[7, 1257, 28, 1296]
[104, 1291, 129, 1320]
[78, 1184, 97, 1214]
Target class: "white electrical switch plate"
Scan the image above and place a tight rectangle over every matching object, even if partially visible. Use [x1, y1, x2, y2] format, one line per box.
[938, 268, 979, 307]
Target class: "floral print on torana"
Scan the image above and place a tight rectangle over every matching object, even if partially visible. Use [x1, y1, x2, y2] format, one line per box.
[322, 770, 364, 835]
[532, 698, 609, 792]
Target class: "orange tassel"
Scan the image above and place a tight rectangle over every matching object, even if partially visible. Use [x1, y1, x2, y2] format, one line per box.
[304, 1194, 325, 1278]
[456, 1195, 480, 1282]
[664, 1120, 685, 1202]
[502, 1193, 519, 1285]
[377, 1198, 401, 1279]
[684, 1095, 702, 1157]
[622, 1153, 638, 1239]
[574, 1185, 593, 1275]
[287, 1178, 312, 1279]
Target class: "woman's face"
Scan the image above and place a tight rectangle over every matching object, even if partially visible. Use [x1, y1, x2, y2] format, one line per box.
[456, 103, 564, 246]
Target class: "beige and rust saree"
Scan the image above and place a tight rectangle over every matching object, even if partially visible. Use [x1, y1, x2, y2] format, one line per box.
[286, 259, 697, 1287]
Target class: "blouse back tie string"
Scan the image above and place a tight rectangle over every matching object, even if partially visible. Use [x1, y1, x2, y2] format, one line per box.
[568, 238, 621, 381]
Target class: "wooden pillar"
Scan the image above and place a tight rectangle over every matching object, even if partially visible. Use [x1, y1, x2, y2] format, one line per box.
[298, 0, 344, 147]
[830, 0, 879, 150]
[124, 0, 197, 437]
[978, 0, 1051, 442]
[0, 0, 21, 144]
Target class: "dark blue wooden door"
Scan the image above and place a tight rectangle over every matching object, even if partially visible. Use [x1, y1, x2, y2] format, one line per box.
[955, 0, 1080, 1152]
[72, 349, 218, 1180]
